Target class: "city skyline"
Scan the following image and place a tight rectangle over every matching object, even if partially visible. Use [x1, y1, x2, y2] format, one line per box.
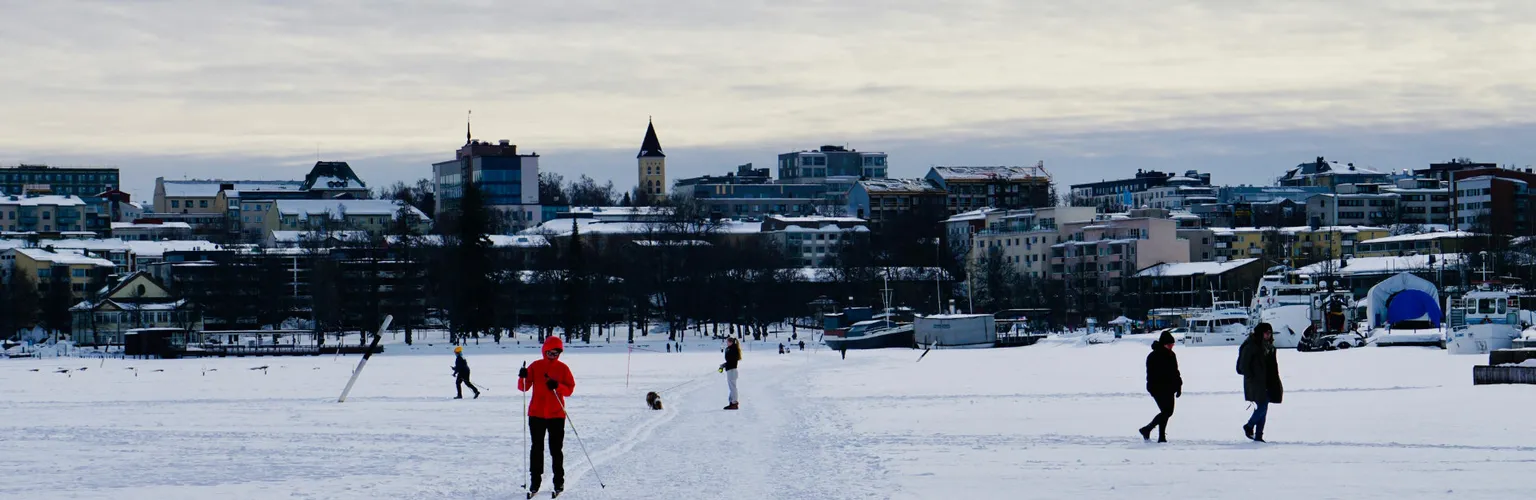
[5, 0, 1536, 199]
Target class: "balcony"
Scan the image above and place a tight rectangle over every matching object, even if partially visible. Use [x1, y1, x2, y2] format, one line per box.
[1214, 242, 1229, 249]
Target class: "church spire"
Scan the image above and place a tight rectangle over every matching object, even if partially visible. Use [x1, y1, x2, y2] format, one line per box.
[638, 118, 665, 158]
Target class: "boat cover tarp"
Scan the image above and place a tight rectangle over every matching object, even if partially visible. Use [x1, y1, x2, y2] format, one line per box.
[1366, 272, 1441, 329]
[1385, 289, 1442, 327]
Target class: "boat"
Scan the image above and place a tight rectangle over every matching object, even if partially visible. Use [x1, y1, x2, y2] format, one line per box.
[993, 309, 1050, 347]
[1249, 275, 1314, 349]
[1364, 272, 1445, 347]
[1446, 286, 1525, 355]
[1181, 301, 1253, 347]
[1297, 286, 1367, 351]
[915, 314, 996, 349]
[823, 274, 917, 351]
[825, 319, 916, 350]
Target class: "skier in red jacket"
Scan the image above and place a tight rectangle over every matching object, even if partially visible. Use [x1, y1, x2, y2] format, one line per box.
[519, 336, 576, 497]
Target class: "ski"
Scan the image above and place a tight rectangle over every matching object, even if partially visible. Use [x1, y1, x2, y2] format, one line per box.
[337, 315, 393, 403]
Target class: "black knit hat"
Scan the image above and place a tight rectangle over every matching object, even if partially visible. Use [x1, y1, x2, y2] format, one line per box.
[1158, 330, 1176, 346]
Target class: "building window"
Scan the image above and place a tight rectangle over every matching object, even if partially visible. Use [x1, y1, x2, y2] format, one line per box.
[200, 200, 209, 208]
[42, 212, 50, 220]
[171, 200, 180, 208]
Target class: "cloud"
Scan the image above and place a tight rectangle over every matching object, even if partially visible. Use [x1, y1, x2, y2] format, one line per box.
[2, 0, 1535, 197]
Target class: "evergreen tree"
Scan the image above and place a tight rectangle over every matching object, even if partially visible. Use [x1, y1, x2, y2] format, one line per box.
[7, 272, 41, 338]
[561, 218, 588, 343]
[449, 180, 496, 344]
[41, 276, 75, 338]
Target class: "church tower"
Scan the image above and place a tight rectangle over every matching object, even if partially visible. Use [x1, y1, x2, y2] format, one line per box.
[637, 119, 666, 202]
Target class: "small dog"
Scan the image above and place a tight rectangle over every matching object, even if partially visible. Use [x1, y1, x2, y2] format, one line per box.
[645, 391, 664, 410]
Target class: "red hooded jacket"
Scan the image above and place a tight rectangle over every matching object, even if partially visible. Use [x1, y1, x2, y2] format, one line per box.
[519, 336, 576, 418]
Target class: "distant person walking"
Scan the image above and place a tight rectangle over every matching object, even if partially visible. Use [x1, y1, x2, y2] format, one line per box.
[1238, 322, 1283, 442]
[519, 336, 576, 496]
[451, 346, 480, 399]
[1138, 330, 1182, 442]
[720, 337, 741, 410]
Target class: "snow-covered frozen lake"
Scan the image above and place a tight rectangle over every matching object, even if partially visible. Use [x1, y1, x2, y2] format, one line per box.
[1, 335, 1531, 499]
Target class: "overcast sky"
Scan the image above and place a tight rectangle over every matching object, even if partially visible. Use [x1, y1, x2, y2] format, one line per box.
[4, 0, 1535, 198]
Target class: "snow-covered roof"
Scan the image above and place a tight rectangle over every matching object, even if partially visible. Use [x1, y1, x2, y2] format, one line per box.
[857, 179, 945, 194]
[768, 215, 866, 224]
[634, 240, 712, 247]
[929, 166, 1049, 181]
[1293, 253, 1465, 277]
[567, 206, 673, 217]
[268, 230, 371, 243]
[378, 234, 551, 248]
[125, 240, 222, 258]
[777, 224, 870, 233]
[74, 299, 189, 312]
[274, 200, 428, 220]
[490, 235, 550, 248]
[794, 266, 952, 283]
[0, 194, 86, 206]
[111, 222, 193, 230]
[1136, 258, 1259, 277]
[161, 180, 303, 198]
[526, 218, 760, 237]
[7, 248, 115, 267]
[942, 208, 997, 224]
[1360, 231, 1479, 245]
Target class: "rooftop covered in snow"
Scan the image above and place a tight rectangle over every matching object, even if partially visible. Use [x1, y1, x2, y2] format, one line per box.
[1136, 258, 1260, 278]
[928, 166, 1050, 181]
[5, 247, 116, 267]
[0, 194, 86, 206]
[160, 180, 304, 198]
[1293, 253, 1465, 277]
[1359, 231, 1480, 245]
[273, 200, 428, 220]
[857, 178, 945, 194]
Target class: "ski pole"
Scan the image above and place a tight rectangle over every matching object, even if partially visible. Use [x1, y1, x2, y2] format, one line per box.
[521, 361, 528, 491]
[553, 390, 606, 490]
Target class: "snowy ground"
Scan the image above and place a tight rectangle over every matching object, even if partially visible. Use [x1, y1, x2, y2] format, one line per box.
[1, 333, 1532, 499]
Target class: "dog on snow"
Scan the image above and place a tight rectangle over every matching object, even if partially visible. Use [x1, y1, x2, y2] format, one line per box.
[646, 391, 663, 410]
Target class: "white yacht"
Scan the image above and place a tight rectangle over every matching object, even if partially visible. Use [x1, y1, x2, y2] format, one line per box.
[1249, 275, 1314, 348]
[1182, 301, 1253, 347]
[1446, 287, 1525, 355]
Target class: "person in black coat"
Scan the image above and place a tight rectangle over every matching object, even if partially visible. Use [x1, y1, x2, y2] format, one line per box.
[451, 346, 480, 399]
[1138, 330, 1182, 442]
[1238, 322, 1283, 442]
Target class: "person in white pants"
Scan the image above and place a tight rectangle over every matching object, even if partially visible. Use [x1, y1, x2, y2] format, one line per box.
[720, 337, 741, 410]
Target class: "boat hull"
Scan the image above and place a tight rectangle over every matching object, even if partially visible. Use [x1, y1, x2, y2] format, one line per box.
[1447, 324, 1518, 355]
[824, 326, 916, 350]
[1373, 328, 1445, 347]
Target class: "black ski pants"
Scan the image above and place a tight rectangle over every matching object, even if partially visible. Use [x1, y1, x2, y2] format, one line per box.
[529, 417, 566, 490]
[456, 374, 479, 398]
[1144, 391, 1176, 436]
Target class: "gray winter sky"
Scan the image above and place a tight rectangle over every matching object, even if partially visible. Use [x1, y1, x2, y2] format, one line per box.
[3, 0, 1536, 199]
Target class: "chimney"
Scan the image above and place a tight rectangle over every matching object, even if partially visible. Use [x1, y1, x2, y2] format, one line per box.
[219, 183, 234, 191]
[499, 139, 510, 146]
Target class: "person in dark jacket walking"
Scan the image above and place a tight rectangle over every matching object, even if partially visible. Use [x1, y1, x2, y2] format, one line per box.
[1238, 322, 1283, 442]
[720, 337, 741, 410]
[519, 336, 576, 496]
[451, 346, 480, 399]
[1138, 330, 1182, 442]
